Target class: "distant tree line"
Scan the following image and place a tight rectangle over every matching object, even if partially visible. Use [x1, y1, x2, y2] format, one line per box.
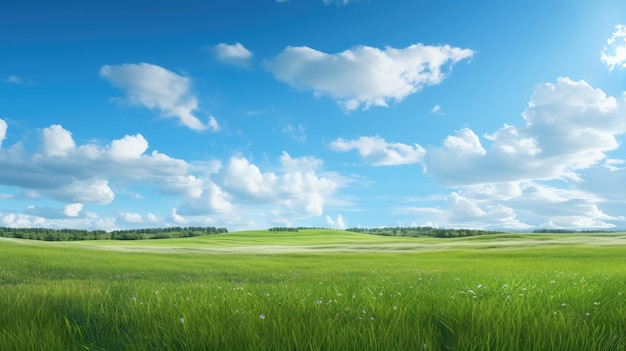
[268, 226, 326, 233]
[345, 226, 501, 238]
[0, 226, 228, 241]
[532, 229, 615, 234]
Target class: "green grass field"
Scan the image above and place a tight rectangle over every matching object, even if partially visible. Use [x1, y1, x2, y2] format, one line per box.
[1, 230, 625, 350]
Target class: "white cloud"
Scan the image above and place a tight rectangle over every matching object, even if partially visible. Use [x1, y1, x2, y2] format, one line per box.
[63, 203, 83, 217]
[281, 123, 306, 142]
[47, 179, 115, 204]
[41, 124, 76, 156]
[120, 212, 143, 223]
[100, 63, 216, 131]
[323, 0, 355, 5]
[330, 136, 425, 166]
[146, 213, 158, 223]
[208, 116, 220, 131]
[0, 123, 345, 229]
[403, 179, 625, 230]
[430, 105, 442, 114]
[0, 124, 190, 205]
[601, 24, 626, 71]
[279, 151, 322, 171]
[1, 211, 115, 230]
[217, 153, 338, 217]
[404, 192, 530, 230]
[109, 134, 149, 160]
[325, 214, 346, 229]
[264, 43, 474, 111]
[214, 42, 253, 68]
[170, 208, 187, 224]
[0, 118, 6, 147]
[426, 77, 626, 185]
[5, 75, 22, 84]
[178, 181, 234, 215]
[220, 156, 277, 200]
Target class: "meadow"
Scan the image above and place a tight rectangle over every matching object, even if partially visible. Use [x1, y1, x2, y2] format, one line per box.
[1, 230, 625, 350]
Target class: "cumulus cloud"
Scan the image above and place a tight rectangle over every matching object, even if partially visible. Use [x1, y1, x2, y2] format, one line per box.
[214, 42, 253, 68]
[264, 43, 474, 111]
[217, 153, 338, 217]
[176, 179, 234, 215]
[0, 118, 6, 147]
[325, 214, 346, 229]
[100, 63, 217, 131]
[404, 192, 530, 230]
[0, 124, 190, 206]
[170, 208, 187, 224]
[330, 136, 425, 166]
[47, 179, 115, 204]
[0, 211, 115, 230]
[425, 77, 626, 185]
[109, 134, 149, 160]
[601, 24, 626, 71]
[119, 212, 143, 223]
[0, 123, 345, 229]
[41, 124, 76, 156]
[63, 203, 83, 217]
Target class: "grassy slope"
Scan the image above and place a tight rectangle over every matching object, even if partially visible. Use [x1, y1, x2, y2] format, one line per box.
[1, 231, 626, 350]
[15, 229, 626, 254]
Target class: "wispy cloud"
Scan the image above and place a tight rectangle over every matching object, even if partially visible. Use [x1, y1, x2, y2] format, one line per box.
[330, 136, 425, 166]
[323, 0, 357, 6]
[5, 75, 23, 84]
[601, 24, 626, 71]
[265, 43, 473, 111]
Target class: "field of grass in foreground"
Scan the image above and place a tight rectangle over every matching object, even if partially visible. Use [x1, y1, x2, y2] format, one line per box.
[1, 230, 625, 350]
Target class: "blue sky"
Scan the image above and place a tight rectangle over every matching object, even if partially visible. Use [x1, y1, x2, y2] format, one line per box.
[2, 0, 626, 231]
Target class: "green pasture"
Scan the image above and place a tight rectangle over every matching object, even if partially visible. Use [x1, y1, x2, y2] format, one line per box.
[1, 230, 625, 350]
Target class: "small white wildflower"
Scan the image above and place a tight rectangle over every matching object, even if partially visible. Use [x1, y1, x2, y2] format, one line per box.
[593, 301, 601, 306]
[130, 296, 136, 302]
[477, 284, 482, 289]
[259, 314, 265, 320]
[179, 317, 184, 325]
[379, 291, 383, 296]
[550, 280, 556, 284]
[155, 290, 159, 295]
[370, 316, 375, 321]
[561, 303, 567, 307]
[316, 299, 322, 305]
[393, 305, 398, 310]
